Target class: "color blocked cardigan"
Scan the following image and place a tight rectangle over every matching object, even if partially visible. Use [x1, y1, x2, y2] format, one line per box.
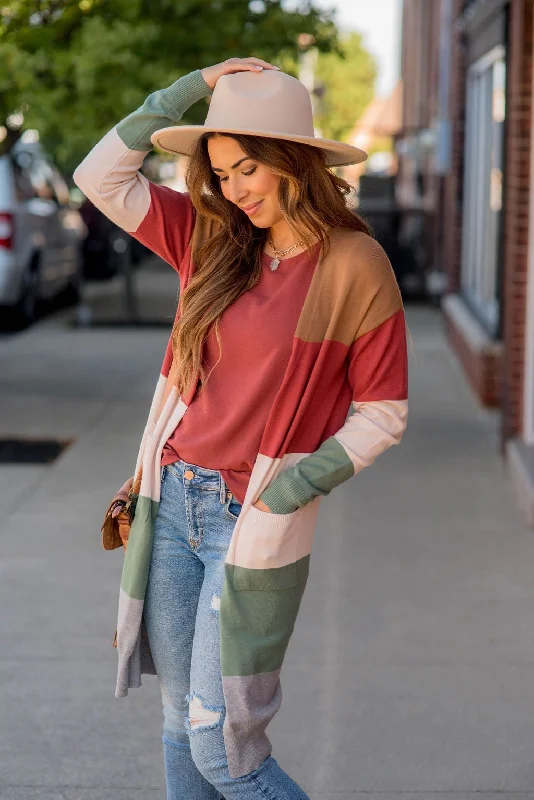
[73, 70, 409, 779]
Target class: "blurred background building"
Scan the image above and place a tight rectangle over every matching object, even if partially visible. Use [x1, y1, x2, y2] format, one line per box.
[397, 0, 534, 524]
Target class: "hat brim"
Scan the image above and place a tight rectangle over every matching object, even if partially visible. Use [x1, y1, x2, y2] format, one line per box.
[151, 126, 368, 167]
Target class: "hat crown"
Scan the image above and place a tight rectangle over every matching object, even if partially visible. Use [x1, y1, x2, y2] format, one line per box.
[204, 70, 315, 138]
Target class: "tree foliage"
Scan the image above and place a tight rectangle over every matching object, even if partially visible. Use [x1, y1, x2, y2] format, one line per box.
[0, 0, 338, 174]
[315, 31, 377, 142]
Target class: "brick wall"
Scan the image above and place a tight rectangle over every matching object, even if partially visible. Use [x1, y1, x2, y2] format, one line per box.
[399, 0, 465, 275]
[398, 0, 441, 206]
[444, 313, 503, 406]
[441, 0, 467, 293]
[501, 0, 533, 444]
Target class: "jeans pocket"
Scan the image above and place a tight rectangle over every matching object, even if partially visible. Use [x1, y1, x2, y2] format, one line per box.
[224, 492, 242, 521]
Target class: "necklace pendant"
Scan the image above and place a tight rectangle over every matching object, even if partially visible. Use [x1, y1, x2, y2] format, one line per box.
[270, 257, 280, 271]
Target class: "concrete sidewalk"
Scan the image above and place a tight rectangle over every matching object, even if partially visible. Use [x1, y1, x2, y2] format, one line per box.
[1, 272, 534, 800]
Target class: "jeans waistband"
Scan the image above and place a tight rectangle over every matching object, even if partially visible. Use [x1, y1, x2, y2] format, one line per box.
[164, 458, 228, 503]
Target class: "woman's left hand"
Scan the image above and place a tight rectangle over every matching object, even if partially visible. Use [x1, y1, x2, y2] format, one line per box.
[252, 498, 272, 513]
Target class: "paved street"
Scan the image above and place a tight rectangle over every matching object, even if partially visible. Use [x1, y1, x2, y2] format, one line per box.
[1, 262, 534, 800]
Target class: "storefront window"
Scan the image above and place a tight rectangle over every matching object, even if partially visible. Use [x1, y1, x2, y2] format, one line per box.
[460, 46, 506, 336]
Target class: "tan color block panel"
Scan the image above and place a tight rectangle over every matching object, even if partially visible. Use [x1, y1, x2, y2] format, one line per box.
[295, 228, 403, 345]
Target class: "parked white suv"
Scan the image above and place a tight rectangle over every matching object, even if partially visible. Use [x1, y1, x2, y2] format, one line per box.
[0, 139, 86, 327]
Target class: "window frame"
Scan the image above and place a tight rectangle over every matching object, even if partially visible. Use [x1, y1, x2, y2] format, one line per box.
[460, 44, 506, 337]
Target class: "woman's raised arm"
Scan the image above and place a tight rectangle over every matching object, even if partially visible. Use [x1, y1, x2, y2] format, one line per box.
[72, 70, 211, 270]
[73, 59, 280, 271]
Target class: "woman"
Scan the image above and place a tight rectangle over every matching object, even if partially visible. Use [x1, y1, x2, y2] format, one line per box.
[74, 57, 409, 800]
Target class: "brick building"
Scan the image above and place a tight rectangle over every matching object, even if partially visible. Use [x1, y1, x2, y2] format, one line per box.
[397, 0, 534, 524]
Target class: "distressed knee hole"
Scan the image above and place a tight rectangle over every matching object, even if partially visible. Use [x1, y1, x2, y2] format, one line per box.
[210, 594, 220, 611]
[187, 694, 222, 731]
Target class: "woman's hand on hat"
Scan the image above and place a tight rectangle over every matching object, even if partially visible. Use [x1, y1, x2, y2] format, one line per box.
[201, 58, 281, 90]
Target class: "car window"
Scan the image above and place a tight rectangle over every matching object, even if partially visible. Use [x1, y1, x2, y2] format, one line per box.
[27, 157, 57, 201]
[10, 156, 37, 201]
[48, 166, 71, 207]
[11, 149, 71, 206]
[13, 151, 57, 202]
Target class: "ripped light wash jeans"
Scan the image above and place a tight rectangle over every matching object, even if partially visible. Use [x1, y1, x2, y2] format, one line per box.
[143, 459, 310, 800]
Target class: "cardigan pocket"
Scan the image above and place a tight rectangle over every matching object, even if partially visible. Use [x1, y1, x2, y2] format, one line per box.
[230, 505, 303, 591]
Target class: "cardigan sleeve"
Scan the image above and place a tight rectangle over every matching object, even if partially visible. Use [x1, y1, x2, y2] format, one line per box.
[258, 248, 409, 515]
[73, 70, 212, 272]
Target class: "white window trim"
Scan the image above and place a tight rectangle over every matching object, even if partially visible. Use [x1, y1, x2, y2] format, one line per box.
[472, 44, 505, 75]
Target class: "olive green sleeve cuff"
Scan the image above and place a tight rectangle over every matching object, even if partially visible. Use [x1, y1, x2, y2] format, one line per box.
[159, 69, 212, 117]
[116, 69, 212, 151]
[258, 437, 355, 514]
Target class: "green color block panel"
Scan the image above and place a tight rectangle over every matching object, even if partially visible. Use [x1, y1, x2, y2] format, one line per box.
[120, 496, 159, 600]
[220, 556, 310, 676]
[259, 435, 354, 513]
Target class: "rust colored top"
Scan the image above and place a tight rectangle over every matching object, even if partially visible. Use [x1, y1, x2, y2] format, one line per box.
[161, 242, 322, 504]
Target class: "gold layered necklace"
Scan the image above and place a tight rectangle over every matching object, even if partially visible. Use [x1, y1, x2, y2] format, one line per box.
[267, 234, 304, 271]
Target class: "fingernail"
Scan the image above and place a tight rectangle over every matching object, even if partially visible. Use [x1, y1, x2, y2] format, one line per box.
[255, 66, 263, 70]
[274, 66, 281, 70]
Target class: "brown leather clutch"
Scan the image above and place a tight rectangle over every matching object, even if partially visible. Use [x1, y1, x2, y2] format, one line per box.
[102, 476, 139, 648]
[101, 476, 136, 551]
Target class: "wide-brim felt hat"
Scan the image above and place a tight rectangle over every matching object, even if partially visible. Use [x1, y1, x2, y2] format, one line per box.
[151, 70, 368, 168]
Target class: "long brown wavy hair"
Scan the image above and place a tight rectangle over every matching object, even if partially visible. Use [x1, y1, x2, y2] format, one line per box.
[172, 132, 373, 396]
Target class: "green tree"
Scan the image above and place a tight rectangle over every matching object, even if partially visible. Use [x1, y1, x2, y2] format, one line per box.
[314, 31, 377, 142]
[0, 0, 338, 174]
